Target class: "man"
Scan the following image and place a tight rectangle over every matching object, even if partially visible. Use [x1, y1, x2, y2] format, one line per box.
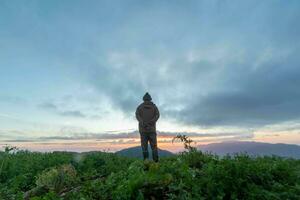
[135, 92, 160, 162]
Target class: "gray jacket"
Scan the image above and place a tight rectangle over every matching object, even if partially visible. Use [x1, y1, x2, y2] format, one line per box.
[136, 101, 160, 133]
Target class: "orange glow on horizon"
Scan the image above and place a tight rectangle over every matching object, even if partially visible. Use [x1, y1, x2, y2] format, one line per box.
[2, 132, 300, 153]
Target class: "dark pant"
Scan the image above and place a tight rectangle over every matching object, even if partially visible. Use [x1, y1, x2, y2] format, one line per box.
[140, 132, 159, 162]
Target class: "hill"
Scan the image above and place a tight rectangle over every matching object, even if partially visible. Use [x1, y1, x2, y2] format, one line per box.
[198, 141, 300, 159]
[115, 145, 174, 158]
[1, 144, 300, 199]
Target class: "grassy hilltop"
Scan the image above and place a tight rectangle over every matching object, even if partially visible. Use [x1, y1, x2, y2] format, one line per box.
[1, 136, 300, 200]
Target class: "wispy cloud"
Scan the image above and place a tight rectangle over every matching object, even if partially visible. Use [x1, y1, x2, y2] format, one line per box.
[0, 95, 27, 104]
[39, 101, 87, 118]
[59, 110, 86, 118]
[39, 102, 57, 110]
[0, 130, 255, 153]
[1, 130, 253, 142]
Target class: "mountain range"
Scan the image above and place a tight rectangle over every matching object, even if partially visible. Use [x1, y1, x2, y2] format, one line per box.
[198, 141, 300, 159]
[116, 141, 300, 159]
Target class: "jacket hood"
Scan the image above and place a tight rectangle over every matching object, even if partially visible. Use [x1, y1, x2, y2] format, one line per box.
[143, 92, 152, 101]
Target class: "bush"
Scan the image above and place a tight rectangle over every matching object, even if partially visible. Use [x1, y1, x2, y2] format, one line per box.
[1, 142, 300, 200]
[36, 164, 77, 193]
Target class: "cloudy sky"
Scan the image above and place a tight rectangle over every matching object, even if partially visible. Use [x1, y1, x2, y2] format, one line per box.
[1, 0, 300, 152]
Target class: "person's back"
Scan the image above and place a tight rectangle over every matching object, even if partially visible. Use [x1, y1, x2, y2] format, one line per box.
[136, 101, 159, 133]
[136, 92, 160, 162]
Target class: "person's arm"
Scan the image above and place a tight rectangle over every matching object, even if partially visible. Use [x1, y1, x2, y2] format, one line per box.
[153, 105, 160, 122]
[135, 106, 143, 123]
[149, 105, 160, 123]
[155, 106, 160, 121]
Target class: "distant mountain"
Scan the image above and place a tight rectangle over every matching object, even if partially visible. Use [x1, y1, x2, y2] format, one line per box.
[116, 146, 174, 159]
[198, 141, 300, 159]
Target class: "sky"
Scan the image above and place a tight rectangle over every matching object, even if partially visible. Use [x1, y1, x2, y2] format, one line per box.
[1, 0, 300, 152]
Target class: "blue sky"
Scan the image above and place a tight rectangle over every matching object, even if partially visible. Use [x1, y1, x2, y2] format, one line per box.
[1, 0, 300, 151]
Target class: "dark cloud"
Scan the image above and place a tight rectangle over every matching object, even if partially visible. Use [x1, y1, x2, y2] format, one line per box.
[39, 102, 57, 110]
[6, 0, 299, 131]
[77, 1, 300, 128]
[176, 51, 300, 127]
[84, 46, 300, 127]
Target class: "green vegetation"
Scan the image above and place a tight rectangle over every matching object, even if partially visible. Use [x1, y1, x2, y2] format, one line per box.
[1, 136, 300, 200]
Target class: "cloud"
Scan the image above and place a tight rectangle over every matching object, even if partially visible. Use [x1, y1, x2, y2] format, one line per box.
[60, 110, 86, 118]
[176, 49, 300, 127]
[2, 0, 300, 137]
[76, 1, 300, 128]
[28, 130, 253, 141]
[39, 102, 57, 110]
[1, 130, 254, 150]
[39, 101, 87, 118]
[0, 95, 27, 104]
[82, 44, 300, 128]
[38, 93, 107, 120]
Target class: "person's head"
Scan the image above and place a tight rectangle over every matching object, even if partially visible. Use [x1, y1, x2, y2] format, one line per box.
[143, 92, 152, 102]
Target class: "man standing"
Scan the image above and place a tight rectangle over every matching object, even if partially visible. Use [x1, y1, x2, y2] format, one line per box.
[136, 92, 160, 162]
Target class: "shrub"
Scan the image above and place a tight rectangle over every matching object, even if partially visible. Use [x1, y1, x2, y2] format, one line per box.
[36, 164, 77, 193]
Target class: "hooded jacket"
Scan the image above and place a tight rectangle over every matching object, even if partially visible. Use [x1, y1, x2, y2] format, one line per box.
[135, 101, 160, 133]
